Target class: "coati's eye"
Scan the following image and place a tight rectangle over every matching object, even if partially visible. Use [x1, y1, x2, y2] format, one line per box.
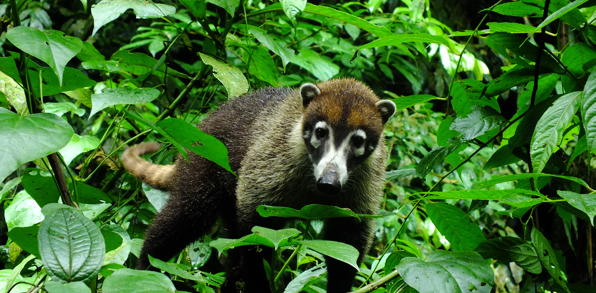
[352, 136, 364, 148]
[315, 127, 328, 139]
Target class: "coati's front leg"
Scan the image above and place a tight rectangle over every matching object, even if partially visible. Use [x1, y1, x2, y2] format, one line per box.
[323, 217, 375, 293]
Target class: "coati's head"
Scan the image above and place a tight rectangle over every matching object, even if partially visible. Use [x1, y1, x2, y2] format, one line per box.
[300, 78, 396, 195]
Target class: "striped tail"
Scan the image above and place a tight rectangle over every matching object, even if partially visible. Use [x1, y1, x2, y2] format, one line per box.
[122, 142, 175, 190]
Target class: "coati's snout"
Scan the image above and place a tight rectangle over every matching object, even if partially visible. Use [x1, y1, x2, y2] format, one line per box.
[299, 80, 397, 196]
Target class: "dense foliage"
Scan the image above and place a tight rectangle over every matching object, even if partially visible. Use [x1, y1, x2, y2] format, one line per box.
[0, 0, 595, 292]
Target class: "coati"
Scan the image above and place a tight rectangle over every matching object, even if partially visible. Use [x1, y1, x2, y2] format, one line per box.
[122, 78, 396, 293]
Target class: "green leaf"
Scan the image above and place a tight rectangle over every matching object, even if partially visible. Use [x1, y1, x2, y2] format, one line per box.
[84, 51, 188, 79]
[485, 68, 543, 97]
[535, 0, 589, 32]
[0, 111, 74, 182]
[284, 264, 326, 293]
[474, 173, 591, 190]
[484, 33, 563, 73]
[44, 102, 85, 117]
[531, 92, 581, 173]
[249, 26, 295, 68]
[389, 94, 442, 111]
[210, 227, 300, 254]
[423, 189, 544, 201]
[157, 118, 233, 174]
[531, 228, 570, 292]
[290, 49, 339, 81]
[360, 34, 453, 52]
[487, 22, 537, 33]
[69, 182, 112, 204]
[207, 0, 238, 16]
[45, 281, 91, 293]
[103, 225, 131, 265]
[27, 66, 97, 97]
[246, 46, 278, 86]
[558, 190, 596, 226]
[257, 204, 360, 220]
[91, 0, 176, 36]
[416, 143, 462, 177]
[484, 145, 521, 169]
[582, 70, 596, 154]
[22, 169, 60, 207]
[397, 250, 494, 293]
[281, 0, 306, 21]
[143, 183, 169, 212]
[58, 134, 101, 166]
[102, 268, 176, 293]
[148, 256, 206, 282]
[2, 255, 35, 293]
[450, 106, 504, 141]
[475, 237, 541, 274]
[7, 225, 40, 257]
[426, 202, 485, 251]
[102, 229, 124, 253]
[6, 27, 82, 86]
[0, 56, 23, 84]
[492, 1, 542, 17]
[38, 206, 105, 283]
[179, 0, 205, 19]
[301, 240, 359, 270]
[90, 87, 160, 117]
[5, 190, 44, 231]
[304, 3, 391, 38]
[199, 53, 249, 98]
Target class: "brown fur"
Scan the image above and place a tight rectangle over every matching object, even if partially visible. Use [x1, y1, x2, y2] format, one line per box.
[122, 78, 395, 293]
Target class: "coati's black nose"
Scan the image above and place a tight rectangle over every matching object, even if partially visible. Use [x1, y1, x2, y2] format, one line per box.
[317, 169, 341, 195]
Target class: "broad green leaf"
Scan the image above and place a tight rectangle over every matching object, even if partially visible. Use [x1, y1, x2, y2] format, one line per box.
[27, 66, 97, 97]
[510, 96, 558, 149]
[360, 34, 452, 52]
[389, 94, 442, 111]
[76, 41, 105, 62]
[2, 255, 35, 293]
[531, 92, 581, 173]
[246, 46, 278, 86]
[102, 229, 124, 253]
[179, 0, 205, 19]
[304, 3, 391, 38]
[290, 49, 339, 81]
[252, 227, 301, 249]
[517, 73, 559, 114]
[58, 134, 101, 165]
[249, 26, 295, 68]
[257, 204, 360, 220]
[45, 281, 91, 293]
[281, 0, 306, 21]
[558, 191, 596, 226]
[301, 240, 359, 270]
[207, 0, 238, 16]
[44, 102, 85, 117]
[531, 228, 570, 292]
[199, 53, 249, 98]
[91, 0, 176, 36]
[426, 202, 485, 251]
[487, 22, 536, 33]
[475, 237, 541, 274]
[148, 256, 205, 282]
[103, 225, 131, 265]
[6, 27, 82, 86]
[69, 181, 112, 204]
[423, 189, 544, 201]
[188, 238, 212, 269]
[582, 70, 596, 154]
[22, 170, 60, 207]
[7, 225, 40, 257]
[0, 56, 22, 84]
[450, 106, 504, 141]
[485, 33, 563, 73]
[492, 1, 542, 17]
[284, 264, 326, 293]
[475, 173, 591, 190]
[5, 190, 44, 231]
[210, 227, 300, 254]
[386, 168, 417, 180]
[80, 203, 111, 220]
[83, 51, 188, 79]
[143, 183, 169, 212]
[38, 206, 105, 283]
[0, 111, 74, 183]
[485, 68, 543, 97]
[416, 143, 462, 177]
[397, 250, 494, 293]
[562, 43, 596, 77]
[102, 269, 176, 293]
[535, 0, 589, 32]
[484, 145, 521, 169]
[157, 118, 233, 174]
[90, 87, 160, 117]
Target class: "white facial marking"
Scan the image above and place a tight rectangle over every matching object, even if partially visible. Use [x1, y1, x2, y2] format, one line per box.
[353, 129, 367, 157]
[310, 121, 328, 149]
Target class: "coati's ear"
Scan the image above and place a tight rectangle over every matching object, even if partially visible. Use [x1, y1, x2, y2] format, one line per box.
[376, 100, 396, 124]
[300, 83, 321, 107]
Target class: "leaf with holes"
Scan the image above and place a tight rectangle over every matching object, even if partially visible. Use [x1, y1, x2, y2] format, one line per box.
[6, 27, 82, 86]
[426, 202, 485, 251]
[531, 92, 581, 173]
[397, 250, 493, 293]
[531, 228, 570, 292]
[38, 205, 105, 282]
